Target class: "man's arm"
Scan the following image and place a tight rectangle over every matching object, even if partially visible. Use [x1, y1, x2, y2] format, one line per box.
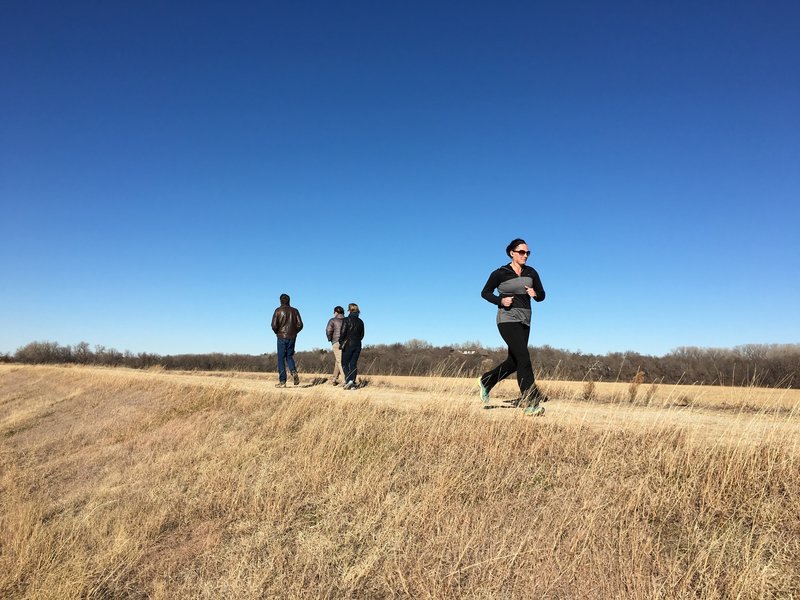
[325, 319, 334, 342]
[295, 309, 303, 333]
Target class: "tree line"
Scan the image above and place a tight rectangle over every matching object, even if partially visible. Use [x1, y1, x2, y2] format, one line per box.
[3, 340, 798, 388]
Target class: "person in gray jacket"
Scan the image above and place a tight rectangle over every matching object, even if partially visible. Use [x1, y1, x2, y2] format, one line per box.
[325, 306, 346, 385]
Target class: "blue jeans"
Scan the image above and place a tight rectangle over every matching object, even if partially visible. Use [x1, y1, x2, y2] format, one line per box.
[341, 342, 362, 384]
[276, 337, 297, 382]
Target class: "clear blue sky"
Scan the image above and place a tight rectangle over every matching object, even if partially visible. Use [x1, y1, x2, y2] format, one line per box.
[2, 1, 798, 357]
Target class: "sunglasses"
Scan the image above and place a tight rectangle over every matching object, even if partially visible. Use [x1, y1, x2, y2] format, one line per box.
[512, 250, 531, 257]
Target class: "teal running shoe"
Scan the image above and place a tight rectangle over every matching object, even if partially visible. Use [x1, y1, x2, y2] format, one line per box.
[477, 378, 490, 404]
[523, 405, 545, 417]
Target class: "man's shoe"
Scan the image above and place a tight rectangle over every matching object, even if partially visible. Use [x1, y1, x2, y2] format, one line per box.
[292, 371, 300, 385]
[275, 382, 286, 388]
[523, 405, 545, 417]
[331, 380, 339, 386]
[477, 378, 490, 404]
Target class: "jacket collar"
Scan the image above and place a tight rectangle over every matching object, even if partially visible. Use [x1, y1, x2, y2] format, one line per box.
[503, 263, 530, 273]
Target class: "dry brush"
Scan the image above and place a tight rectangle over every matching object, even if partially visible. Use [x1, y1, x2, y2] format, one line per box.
[1, 366, 798, 598]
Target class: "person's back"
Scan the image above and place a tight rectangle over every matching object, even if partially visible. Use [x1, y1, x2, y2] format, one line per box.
[339, 303, 364, 389]
[326, 311, 345, 344]
[340, 313, 364, 345]
[272, 304, 303, 340]
[326, 306, 346, 385]
[271, 293, 303, 387]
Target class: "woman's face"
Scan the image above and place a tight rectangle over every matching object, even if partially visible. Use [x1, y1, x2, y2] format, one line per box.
[510, 243, 530, 266]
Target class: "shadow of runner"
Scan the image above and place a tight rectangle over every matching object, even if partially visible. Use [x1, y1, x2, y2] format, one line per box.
[297, 377, 329, 388]
[482, 398, 522, 410]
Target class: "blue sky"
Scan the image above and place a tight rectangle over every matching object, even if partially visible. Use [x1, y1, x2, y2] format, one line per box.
[1, 1, 798, 356]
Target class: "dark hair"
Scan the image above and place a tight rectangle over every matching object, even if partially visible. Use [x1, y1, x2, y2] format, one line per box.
[505, 238, 527, 258]
[279, 293, 290, 304]
[334, 306, 344, 315]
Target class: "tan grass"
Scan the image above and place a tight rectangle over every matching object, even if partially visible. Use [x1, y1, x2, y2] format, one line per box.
[1, 365, 799, 598]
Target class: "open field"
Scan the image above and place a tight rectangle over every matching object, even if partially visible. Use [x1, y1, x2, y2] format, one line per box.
[1, 365, 799, 598]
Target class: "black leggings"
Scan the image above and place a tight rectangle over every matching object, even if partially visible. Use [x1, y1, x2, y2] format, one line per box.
[342, 342, 362, 383]
[481, 322, 537, 398]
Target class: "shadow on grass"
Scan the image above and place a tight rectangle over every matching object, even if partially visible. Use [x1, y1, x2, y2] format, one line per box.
[298, 377, 329, 388]
[483, 398, 522, 410]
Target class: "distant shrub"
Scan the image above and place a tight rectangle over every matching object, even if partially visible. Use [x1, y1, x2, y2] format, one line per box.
[15, 341, 71, 364]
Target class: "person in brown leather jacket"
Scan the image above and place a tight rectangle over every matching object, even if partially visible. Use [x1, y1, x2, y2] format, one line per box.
[271, 293, 304, 387]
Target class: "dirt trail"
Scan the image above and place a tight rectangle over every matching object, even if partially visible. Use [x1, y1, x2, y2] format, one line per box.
[59, 366, 800, 448]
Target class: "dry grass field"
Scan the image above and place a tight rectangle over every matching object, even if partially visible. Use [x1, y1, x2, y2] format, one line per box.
[1, 364, 799, 598]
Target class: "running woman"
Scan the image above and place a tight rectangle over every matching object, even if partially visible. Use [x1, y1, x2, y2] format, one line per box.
[478, 238, 548, 416]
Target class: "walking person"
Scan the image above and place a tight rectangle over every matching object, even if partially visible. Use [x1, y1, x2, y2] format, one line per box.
[325, 306, 346, 385]
[338, 303, 364, 390]
[478, 239, 548, 416]
[271, 293, 303, 387]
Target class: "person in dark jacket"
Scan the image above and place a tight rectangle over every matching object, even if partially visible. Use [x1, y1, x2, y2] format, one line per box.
[325, 306, 346, 385]
[478, 238, 548, 416]
[338, 303, 365, 390]
[271, 293, 304, 387]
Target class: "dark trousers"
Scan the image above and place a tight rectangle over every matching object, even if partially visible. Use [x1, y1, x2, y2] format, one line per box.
[480, 322, 538, 399]
[276, 337, 297, 382]
[341, 342, 362, 383]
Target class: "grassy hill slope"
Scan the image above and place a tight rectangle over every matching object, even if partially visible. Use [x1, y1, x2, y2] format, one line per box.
[1, 366, 798, 598]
